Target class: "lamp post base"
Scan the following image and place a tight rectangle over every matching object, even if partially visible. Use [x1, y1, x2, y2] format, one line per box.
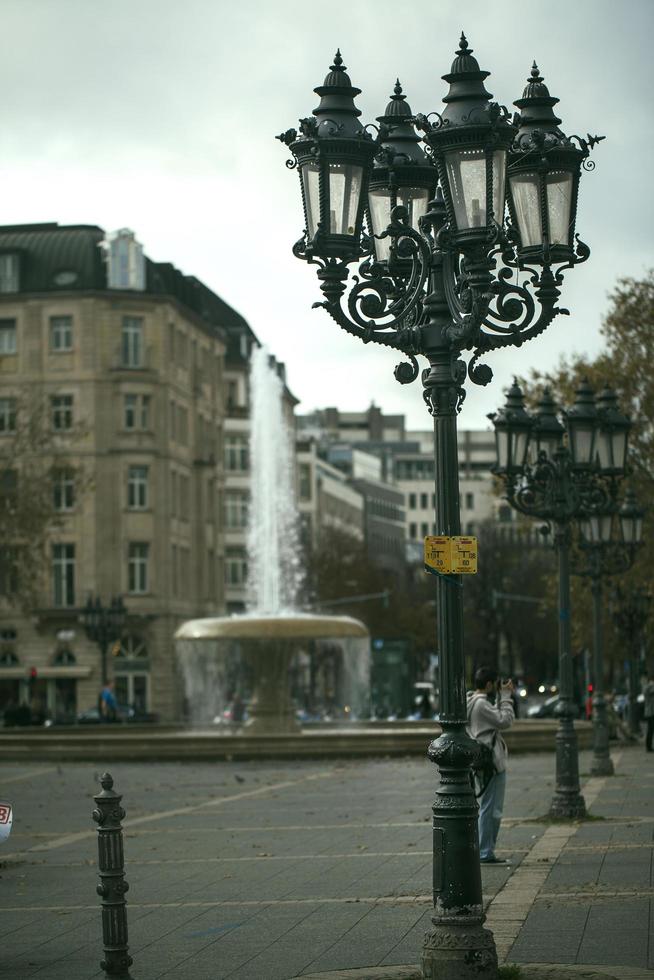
[548, 792, 586, 820]
[590, 754, 614, 777]
[421, 924, 497, 980]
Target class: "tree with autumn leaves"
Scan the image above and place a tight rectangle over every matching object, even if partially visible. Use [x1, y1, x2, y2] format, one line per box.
[527, 271, 654, 685]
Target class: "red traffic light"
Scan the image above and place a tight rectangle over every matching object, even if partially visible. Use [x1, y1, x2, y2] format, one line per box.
[587, 683, 593, 693]
[29, 666, 37, 679]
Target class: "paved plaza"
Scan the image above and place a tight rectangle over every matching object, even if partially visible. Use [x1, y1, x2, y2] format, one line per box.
[0, 745, 652, 979]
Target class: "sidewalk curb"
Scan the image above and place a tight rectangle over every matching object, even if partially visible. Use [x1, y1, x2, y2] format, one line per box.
[289, 965, 652, 980]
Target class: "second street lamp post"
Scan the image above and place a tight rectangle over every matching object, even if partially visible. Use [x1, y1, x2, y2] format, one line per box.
[80, 595, 127, 685]
[490, 380, 630, 817]
[278, 37, 599, 980]
[574, 491, 644, 776]
[610, 578, 651, 738]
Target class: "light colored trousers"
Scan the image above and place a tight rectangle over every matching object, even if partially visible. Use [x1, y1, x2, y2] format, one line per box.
[478, 770, 507, 860]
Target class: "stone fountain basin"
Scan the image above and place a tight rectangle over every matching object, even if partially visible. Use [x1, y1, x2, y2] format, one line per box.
[174, 613, 369, 641]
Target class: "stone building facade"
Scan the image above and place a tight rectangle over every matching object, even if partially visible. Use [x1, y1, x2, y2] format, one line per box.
[0, 222, 244, 722]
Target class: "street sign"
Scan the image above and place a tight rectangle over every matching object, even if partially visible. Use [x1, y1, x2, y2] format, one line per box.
[0, 803, 12, 843]
[424, 536, 452, 575]
[424, 536, 478, 575]
[450, 536, 478, 574]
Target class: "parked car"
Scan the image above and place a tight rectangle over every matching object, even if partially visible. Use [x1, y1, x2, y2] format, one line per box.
[527, 695, 560, 719]
[76, 703, 158, 724]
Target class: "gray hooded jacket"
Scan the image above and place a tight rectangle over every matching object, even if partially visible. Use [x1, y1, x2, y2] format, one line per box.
[466, 690, 515, 773]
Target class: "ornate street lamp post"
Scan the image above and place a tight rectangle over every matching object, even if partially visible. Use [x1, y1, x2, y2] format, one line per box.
[573, 489, 644, 775]
[610, 573, 651, 737]
[278, 38, 599, 980]
[490, 380, 629, 817]
[80, 595, 127, 685]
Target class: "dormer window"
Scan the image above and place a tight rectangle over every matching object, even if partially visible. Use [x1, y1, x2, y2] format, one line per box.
[104, 229, 145, 291]
[0, 254, 19, 293]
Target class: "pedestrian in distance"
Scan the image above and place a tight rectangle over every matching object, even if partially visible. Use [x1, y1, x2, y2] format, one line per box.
[98, 681, 118, 723]
[467, 666, 515, 864]
[644, 671, 654, 753]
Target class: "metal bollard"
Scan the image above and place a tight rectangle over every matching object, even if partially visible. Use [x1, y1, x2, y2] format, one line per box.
[92, 772, 134, 979]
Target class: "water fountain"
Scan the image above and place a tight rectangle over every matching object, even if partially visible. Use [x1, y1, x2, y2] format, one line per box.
[175, 345, 371, 734]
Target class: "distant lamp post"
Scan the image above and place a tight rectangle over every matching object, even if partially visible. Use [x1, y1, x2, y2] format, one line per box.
[278, 36, 600, 980]
[490, 380, 630, 816]
[80, 595, 127, 685]
[610, 527, 650, 738]
[575, 487, 643, 776]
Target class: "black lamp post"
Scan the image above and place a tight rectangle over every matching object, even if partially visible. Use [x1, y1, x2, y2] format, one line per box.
[574, 489, 643, 775]
[610, 567, 651, 737]
[278, 38, 599, 980]
[490, 380, 628, 817]
[80, 595, 127, 685]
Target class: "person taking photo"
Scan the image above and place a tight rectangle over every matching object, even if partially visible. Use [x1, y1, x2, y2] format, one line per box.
[467, 666, 515, 864]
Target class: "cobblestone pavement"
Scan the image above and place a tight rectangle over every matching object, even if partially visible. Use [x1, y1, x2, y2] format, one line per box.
[0, 743, 651, 979]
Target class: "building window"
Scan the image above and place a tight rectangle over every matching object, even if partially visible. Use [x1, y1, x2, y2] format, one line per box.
[52, 543, 75, 607]
[105, 230, 145, 290]
[123, 393, 150, 430]
[225, 435, 249, 472]
[114, 635, 149, 712]
[467, 522, 476, 535]
[0, 547, 19, 596]
[226, 380, 238, 409]
[408, 493, 416, 509]
[420, 522, 429, 538]
[298, 463, 312, 502]
[0, 398, 16, 434]
[225, 551, 247, 587]
[51, 395, 74, 431]
[53, 649, 76, 666]
[420, 492, 428, 510]
[127, 465, 149, 509]
[179, 474, 190, 520]
[0, 255, 19, 293]
[49, 316, 73, 352]
[179, 547, 190, 599]
[128, 543, 149, 594]
[409, 523, 417, 539]
[53, 468, 75, 512]
[225, 492, 248, 529]
[465, 492, 474, 510]
[171, 543, 178, 596]
[0, 319, 16, 354]
[498, 504, 513, 523]
[177, 405, 188, 445]
[121, 317, 143, 368]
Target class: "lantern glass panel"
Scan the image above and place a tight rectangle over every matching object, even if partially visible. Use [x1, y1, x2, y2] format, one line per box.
[495, 428, 509, 471]
[513, 430, 530, 470]
[445, 149, 506, 229]
[328, 163, 363, 236]
[546, 170, 573, 246]
[398, 186, 431, 230]
[569, 425, 595, 467]
[509, 172, 542, 247]
[596, 428, 612, 471]
[579, 517, 595, 543]
[535, 432, 561, 459]
[599, 514, 613, 543]
[612, 431, 628, 473]
[369, 187, 393, 261]
[620, 513, 637, 545]
[301, 162, 321, 239]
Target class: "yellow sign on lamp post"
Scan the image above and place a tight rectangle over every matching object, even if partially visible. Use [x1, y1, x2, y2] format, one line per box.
[424, 536, 477, 576]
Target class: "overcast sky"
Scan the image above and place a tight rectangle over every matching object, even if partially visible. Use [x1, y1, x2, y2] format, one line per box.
[2, 0, 652, 430]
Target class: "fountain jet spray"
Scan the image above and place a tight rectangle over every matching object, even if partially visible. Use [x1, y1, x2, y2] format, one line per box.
[246, 345, 303, 614]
